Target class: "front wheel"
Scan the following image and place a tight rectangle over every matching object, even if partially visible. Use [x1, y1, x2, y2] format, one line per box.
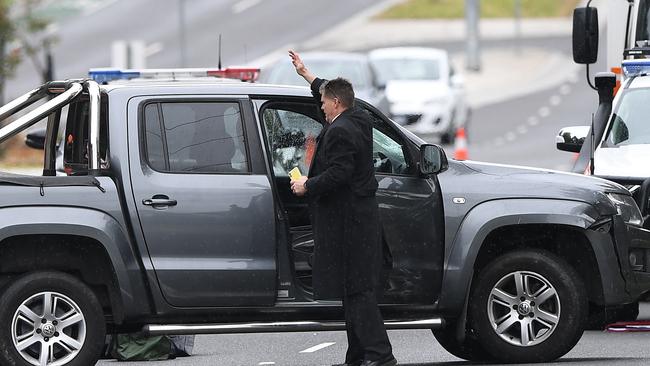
[470, 249, 587, 363]
[0, 271, 106, 366]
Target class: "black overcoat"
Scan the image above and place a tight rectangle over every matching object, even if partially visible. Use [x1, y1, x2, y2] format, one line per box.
[305, 78, 381, 300]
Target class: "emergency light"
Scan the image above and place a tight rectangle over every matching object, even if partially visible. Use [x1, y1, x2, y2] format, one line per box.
[88, 67, 260, 83]
[622, 59, 650, 77]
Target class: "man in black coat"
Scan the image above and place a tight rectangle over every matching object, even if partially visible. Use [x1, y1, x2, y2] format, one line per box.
[289, 50, 397, 366]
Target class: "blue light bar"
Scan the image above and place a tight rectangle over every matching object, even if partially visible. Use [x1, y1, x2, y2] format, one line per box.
[89, 69, 141, 83]
[89, 67, 261, 83]
[622, 59, 650, 77]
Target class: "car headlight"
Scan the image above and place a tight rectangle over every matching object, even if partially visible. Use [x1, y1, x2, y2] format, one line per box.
[426, 96, 450, 106]
[607, 193, 644, 226]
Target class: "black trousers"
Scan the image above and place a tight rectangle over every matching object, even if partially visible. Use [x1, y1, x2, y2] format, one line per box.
[343, 289, 393, 362]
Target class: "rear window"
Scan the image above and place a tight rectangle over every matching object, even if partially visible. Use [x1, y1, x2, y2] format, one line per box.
[142, 101, 249, 174]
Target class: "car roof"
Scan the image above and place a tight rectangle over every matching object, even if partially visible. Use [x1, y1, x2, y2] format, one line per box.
[99, 79, 314, 98]
[368, 47, 448, 60]
[627, 75, 650, 89]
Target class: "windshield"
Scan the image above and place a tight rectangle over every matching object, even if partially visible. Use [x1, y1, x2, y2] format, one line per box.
[264, 59, 370, 89]
[370, 57, 440, 81]
[637, 0, 650, 44]
[604, 88, 650, 146]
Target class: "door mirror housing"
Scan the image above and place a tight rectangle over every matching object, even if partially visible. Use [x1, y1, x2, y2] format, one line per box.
[419, 144, 448, 175]
[556, 126, 590, 153]
[25, 128, 46, 150]
[573, 6, 599, 64]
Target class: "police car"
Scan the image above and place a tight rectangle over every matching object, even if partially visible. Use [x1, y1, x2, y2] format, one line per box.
[592, 60, 650, 179]
[556, 59, 650, 227]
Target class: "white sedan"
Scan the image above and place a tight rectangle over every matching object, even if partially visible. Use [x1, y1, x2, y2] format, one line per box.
[369, 47, 470, 143]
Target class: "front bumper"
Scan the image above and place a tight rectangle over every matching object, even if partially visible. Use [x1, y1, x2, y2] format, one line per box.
[619, 222, 650, 297]
[582, 216, 650, 306]
[604, 217, 650, 303]
[390, 103, 451, 134]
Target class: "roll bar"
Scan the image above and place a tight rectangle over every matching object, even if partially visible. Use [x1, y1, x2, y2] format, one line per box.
[0, 80, 102, 172]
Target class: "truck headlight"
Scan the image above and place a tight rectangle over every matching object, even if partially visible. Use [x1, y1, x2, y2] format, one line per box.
[607, 193, 644, 227]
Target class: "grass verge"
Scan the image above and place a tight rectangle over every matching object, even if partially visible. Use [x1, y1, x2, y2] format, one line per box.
[378, 0, 581, 19]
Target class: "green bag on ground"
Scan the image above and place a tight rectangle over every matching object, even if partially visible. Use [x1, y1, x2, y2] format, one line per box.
[110, 333, 173, 361]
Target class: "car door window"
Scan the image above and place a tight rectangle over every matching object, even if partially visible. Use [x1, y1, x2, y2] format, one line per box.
[361, 107, 412, 175]
[262, 103, 323, 177]
[143, 101, 249, 173]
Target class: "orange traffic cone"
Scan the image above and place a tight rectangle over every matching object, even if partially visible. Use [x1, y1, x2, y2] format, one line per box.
[453, 127, 468, 160]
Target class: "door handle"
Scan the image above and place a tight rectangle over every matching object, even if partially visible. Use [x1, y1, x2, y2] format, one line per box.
[142, 196, 177, 207]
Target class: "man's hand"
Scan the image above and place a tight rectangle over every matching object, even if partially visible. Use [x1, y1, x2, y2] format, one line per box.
[289, 50, 316, 84]
[291, 176, 308, 197]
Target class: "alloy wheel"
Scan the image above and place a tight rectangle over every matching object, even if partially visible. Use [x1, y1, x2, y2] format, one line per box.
[11, 291, 86, 366]
[487, 271, 560, 347]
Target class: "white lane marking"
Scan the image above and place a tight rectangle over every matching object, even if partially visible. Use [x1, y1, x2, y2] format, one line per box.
[232, 0, 261, 14]
[494, 137, 505, 146]
[517, 125, 528, 134]
[559, 84, 572, 95]
[258, 362, 275, 365]
[538, 106, 551, 118]
[299, 342, 336, 353]
[549, 95, 562, 106]
[505, 132, 516, 142]
[527, 116, 539, 126]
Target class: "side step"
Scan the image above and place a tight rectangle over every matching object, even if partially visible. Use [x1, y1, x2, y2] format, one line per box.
[143, 318, 444, 336]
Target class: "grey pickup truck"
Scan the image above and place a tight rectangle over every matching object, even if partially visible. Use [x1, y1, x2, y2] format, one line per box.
[1, 69, 649, 366]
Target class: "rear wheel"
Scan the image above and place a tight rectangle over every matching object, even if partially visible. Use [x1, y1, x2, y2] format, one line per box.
[470, 249, 587, 363]
[0, 271, 106, 366]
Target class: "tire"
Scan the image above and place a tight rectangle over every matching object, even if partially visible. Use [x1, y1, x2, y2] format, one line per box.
[0, 271, 106, 366]
[432, 320, 492, 362]
[470, 249, 587, 363]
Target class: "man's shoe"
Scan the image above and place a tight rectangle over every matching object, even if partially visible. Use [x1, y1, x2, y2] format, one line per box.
[331, 361, 361, 366]
[359, 355, 398, 366]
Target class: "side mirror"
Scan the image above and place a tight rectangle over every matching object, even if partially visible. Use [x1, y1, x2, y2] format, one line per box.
[450, 74, 464, 88]
[637, 177, 650, 219]
[25, 128, 46, 150]
[556, 126, 590, 153]
[572, 6, 599, 64]
[374, 76, 386, 91]
[419, 144, 448, 175]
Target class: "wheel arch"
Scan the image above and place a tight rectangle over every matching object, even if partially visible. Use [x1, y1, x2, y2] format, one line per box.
[0, 206, 150, 324]
[439, 198, 603, 313]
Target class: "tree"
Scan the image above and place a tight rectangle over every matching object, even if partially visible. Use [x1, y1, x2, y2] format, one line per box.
[0, 0, 20, 105]
[0, 0, 51, 104]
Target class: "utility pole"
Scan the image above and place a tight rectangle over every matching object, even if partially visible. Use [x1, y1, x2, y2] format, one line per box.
[43, 38, 54, 82]
[514, 0, 522, 55]
[178, 0, 187, 67]
[465, 0, 481, 71]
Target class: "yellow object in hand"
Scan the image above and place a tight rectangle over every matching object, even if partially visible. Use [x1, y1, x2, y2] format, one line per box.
[289, 167, 302, 181]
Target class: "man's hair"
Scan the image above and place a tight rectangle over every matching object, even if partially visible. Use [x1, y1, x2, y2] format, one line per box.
[320, 78, 355, 108]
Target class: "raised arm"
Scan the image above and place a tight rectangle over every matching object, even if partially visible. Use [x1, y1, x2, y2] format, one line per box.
[289, 50, 316, 85]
